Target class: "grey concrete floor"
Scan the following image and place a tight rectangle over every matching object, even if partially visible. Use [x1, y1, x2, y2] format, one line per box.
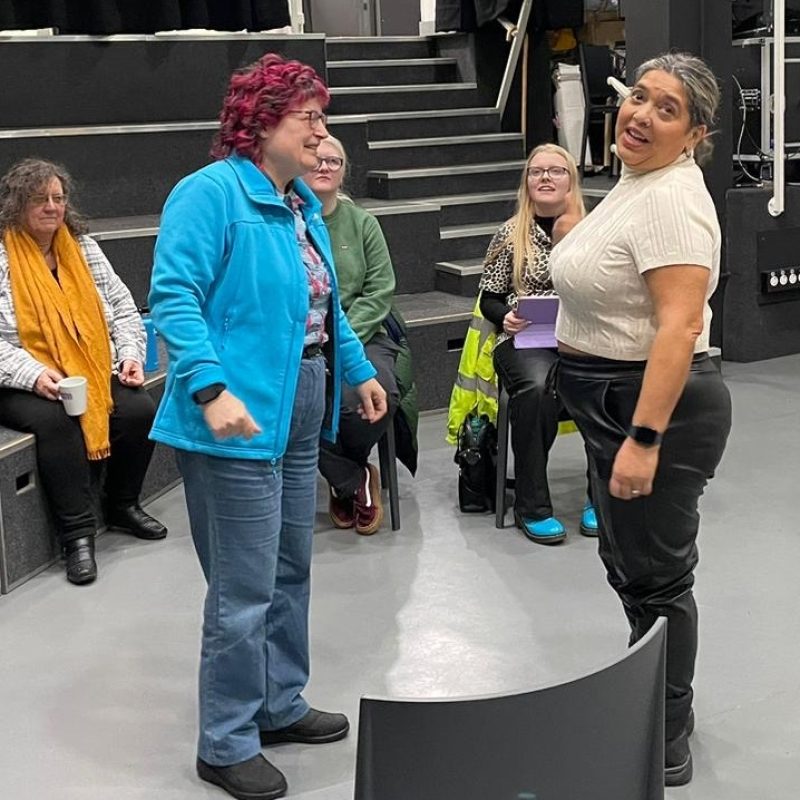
[0, 355, 798, 799]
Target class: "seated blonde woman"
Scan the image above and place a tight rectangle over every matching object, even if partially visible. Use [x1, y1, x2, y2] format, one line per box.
[478, 143, 596, 543]
[0, 159, 167, 586]
[306, 136, 418, 535]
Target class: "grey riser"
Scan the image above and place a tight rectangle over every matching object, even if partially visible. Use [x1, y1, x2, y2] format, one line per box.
[0, 130, 212, 218]
[366, 110, 502, 141]
[584, 193, 606, 212]
[437, 195, 516, 227]
[93, 233, 157, 310]
[406, 319, 471, 411]
[0, 37, 324, 127]
[374, 209, 440, 294]
[435, 265, 482, 297]
[0, 435, 58, 594]
[327, 60, 459, 87]
[368, 136, 524, 171]
[368, 166, 521, 200]
[326, 37, 435, 62]
[0, 378, 179, 594]
[439, 228, 494, 262]
[330, 85, 481, 115]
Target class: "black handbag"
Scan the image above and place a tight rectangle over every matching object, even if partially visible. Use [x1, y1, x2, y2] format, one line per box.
[454, 412, 498, 513]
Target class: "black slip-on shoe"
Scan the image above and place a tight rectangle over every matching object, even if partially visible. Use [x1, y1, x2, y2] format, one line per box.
[260, 708, 350, 745]
[196, 754, 286, 800]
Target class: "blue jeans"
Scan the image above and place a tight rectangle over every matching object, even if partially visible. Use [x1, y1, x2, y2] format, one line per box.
[177, 356, 326, 765]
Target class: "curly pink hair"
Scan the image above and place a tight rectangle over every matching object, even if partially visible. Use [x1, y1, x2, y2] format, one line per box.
[211, 53, 330, 163]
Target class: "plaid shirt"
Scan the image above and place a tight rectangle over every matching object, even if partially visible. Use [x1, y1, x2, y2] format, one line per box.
[0, 234, 145, 390]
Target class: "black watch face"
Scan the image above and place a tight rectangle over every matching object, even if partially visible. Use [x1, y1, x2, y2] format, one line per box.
[631, 426, 660, 445]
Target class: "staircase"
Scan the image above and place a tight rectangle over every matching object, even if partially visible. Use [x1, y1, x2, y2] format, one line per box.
[325, 36, 526, 410]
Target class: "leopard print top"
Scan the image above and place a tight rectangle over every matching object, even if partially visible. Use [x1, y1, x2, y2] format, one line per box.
[477, 219, 555, 346]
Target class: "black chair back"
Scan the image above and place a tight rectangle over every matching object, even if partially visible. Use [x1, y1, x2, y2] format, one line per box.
[354, 617, 667, 800]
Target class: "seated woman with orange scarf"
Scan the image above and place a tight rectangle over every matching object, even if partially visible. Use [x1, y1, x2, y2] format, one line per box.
[0, 159, 167, 586]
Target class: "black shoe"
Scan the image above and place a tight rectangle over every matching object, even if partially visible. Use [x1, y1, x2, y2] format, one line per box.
[106, 503, 167, 540]
[197, 754, 286, 800]
[687, 708, 695, 737]
[260, 708, 350, 745]
[665, 730, 693, 787]
[64, 535, 97, 585]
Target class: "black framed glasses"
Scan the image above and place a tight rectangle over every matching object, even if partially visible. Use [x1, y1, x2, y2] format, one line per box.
[287, 109, 328, 128]
[313, 156, 344, 172]
[526, 166, 569, 180]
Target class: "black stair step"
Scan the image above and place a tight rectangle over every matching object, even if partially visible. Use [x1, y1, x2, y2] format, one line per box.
[89, 216, 160, 309]
[327, 58, 459, 87]
[439, 222, 499, 262]
[329, 83, 481, 115]
[420, 190, 517, 226]
[393, 290, 475, 410]
[368, 132, 524, 170]
[0, 124, 215, 218]
[363, 108, 502, 140]
[1, 35, 326, 127]
[326, 36, 436, 62]
[435, 259, 485, 297]
[367, 161, 524, 200]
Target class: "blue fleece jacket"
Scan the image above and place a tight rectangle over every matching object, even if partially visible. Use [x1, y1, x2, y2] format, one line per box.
[148, 156, 376, 459]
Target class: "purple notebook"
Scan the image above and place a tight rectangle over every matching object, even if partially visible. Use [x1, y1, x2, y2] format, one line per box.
[513, 296, 559, 349]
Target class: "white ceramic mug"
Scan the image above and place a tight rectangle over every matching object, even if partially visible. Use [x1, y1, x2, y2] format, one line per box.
[58, 376, 88, 416]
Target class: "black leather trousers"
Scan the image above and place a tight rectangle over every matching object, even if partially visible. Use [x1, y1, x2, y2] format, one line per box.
[556, 352, 732, 741]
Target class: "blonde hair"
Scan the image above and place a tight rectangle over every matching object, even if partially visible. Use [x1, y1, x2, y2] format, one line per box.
[317, 134, 352, 203]
[491, 143, 585, 294]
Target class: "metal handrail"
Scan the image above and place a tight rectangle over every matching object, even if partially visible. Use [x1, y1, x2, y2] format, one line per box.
[770, 1, 786, 216]
[495, 0, 533, 115]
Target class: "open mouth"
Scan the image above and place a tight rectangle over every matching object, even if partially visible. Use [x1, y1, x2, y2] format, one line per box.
[624, 126, 649, 144]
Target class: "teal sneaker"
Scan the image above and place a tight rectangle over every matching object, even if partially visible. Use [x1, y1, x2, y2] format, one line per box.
[579, 503, 599, 537]
[516, 514, 566, 545]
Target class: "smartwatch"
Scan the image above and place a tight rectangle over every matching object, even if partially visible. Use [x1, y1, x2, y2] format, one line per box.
[627, 425, 663, 448]
[193, 383, 226, 406]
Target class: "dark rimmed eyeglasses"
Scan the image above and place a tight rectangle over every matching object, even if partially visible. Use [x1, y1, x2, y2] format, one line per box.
[287, 109, 328, 128]
[313, 156, 344, 172]
[526, 166, 569, 180]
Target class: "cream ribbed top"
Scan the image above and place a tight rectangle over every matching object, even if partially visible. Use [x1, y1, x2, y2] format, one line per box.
[551, 155, 720, 361]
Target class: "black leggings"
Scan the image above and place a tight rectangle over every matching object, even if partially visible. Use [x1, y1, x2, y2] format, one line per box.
[0, 380, 156, 544]
[318, 334, 400, 497]
[557, 352, 731, 741]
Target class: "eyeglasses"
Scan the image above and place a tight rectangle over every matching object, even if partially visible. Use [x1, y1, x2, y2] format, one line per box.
[287, 109, 328, 128]
[313, 156, 344, 172]
[28, 193, 68, 206]
[526, 166, 569, 180]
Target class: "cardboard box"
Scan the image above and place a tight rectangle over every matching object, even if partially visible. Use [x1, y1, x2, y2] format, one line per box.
[582, 10, 625, 46]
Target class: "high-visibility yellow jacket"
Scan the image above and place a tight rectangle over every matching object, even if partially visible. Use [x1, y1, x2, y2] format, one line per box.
[446, 295, 499, 445]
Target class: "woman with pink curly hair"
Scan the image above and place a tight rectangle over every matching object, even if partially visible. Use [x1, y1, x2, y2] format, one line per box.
[150, 54, 386, 800]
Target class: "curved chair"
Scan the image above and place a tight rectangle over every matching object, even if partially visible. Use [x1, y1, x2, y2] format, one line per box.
[355, 617, 667, 800]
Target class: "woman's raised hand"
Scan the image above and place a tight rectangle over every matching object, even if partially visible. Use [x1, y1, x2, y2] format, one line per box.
[553, 190, 582, 244]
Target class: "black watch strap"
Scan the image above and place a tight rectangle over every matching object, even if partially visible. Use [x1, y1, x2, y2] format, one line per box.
[193, 382, 226, 406]
[627, 425, 663, 447]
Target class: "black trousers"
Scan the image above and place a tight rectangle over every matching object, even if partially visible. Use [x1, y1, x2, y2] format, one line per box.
[493, 340, 561, 520]
[557, 352, 732, 741]
[318, 334, 400, 497]
[0, 380, 156, 545]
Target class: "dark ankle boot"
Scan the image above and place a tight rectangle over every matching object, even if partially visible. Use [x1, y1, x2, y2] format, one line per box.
[64, 536, 97, 585]
[665, 729, 693, 786]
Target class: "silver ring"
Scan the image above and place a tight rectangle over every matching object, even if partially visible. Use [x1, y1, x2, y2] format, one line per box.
[631, 490, 641, 495]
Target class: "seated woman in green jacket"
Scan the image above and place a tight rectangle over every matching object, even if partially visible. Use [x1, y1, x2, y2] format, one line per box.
[306, 135, 401, 535]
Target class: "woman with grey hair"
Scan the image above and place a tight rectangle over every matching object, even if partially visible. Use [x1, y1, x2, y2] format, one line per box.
[0, 158, 167, 586]
[550, 52, 732, 786]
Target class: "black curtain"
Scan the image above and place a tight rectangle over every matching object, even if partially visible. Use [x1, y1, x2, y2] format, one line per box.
[436, 0, 582, 32]
[0, 0, 290, 34]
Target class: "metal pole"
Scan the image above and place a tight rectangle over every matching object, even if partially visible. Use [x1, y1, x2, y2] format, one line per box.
[769, 2, 785, 217]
